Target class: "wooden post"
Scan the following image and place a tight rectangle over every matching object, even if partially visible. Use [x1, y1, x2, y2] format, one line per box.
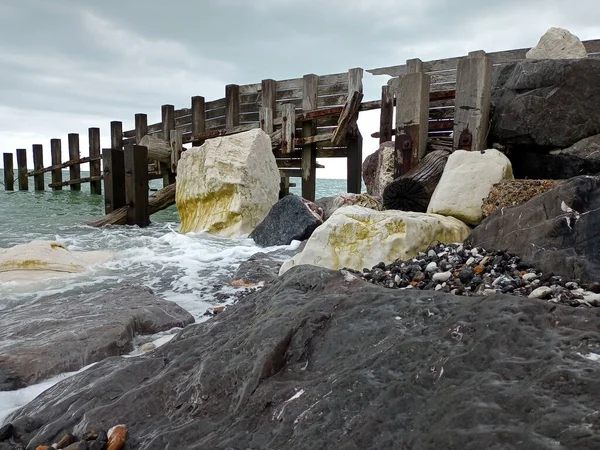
[161, 105, 176, 186]
[346, 67, 364, 194]
[32, 144, 44, 191]
[261, 79, 277, 134]
[281, 104, 296, 155]
[89, 128, 102, 195]
[395, 65, 430, 174]
[191, 96, 206, 146]
[16, 148, 28, 191]
[125, 143, 150, 227]
[135, 113, 148, 144]
[68, 133, 81, 191]
[453, 50, 493, 152]
[111, 121, 123, 151]
[170, 129, 183, 173]
[407, 58, 423, 74]
[225, 84, 240, 129]
[3, 153, 14, 191]
[301, 74, 318, 201]
[50, 139, 62, 191]
[102, 148, 126, 214]
[379, 85, 394, 144]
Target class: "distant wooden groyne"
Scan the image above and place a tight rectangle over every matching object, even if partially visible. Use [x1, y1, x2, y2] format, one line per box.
[4, 39, 600, 227]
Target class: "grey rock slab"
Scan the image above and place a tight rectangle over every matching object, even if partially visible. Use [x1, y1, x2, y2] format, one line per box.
[0, 286, 194, 390]
[5, 266, 600, 449]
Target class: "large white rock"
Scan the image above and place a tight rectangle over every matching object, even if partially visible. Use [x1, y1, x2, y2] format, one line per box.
[427, 149, 514, 226]
[0, 240, 113, 282]
[279, 206, 471, 274]
[526, 27, 588, 60]
[176, 128, 280, 237]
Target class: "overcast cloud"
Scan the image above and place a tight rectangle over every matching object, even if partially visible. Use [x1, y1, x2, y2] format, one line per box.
[1, 0, 599, 177]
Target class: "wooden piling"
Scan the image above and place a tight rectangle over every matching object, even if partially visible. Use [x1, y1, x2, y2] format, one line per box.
[225, 84, 240, 129]
[102, 148, 125, 214]
[281, 104, 296, 155]
[3, 153, 14, 191]
[16, 148, 28, 191]
[89, 128, 102, 195]
[395, 61, 430, 174]
[346, 67, 363, 194]
[135, 113, 148, 144]
[453, 50, 493, 152]
[124, 144, 150, 227]
[68, 133, 81, 191]
[170, 129, 183, 173]
[191, 96, 206, 147]
[32, 144, 44, 191]
[161, 105, 176, 186]
[379, 85, 394, 144]
[111, 121, 123, 151]
[301, 74, 318, 202]
[50, 139, 63, 191]
[261, 79, 277, 134]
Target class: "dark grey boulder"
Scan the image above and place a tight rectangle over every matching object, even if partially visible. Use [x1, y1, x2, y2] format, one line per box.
[468, 175, 600, 284]
[491, 58, 600, 150]
[511, 133, 600, 179]
[231, 252, 281, 286]
[0, 286, 194, 390]
[249, 195, 322, 247]
[5, 266, 600, 449]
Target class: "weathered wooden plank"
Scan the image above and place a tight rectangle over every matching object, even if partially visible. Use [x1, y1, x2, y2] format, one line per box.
[174, 114, 191, 128]
[205, 97, 226, 111]
[302, 74, 318, 201]
[226, 84, 240, 129]
[240, 103, 261, 114]
[68, 134, 81, 191]
[88, 128, 102, 195]
[3, 153, 14, 191]
[170, 130, 183, 173]
[102, 148, 125, 214]
[192, 95, 206, 147]
[239, 82, 261, 94]
[346, 67, 363, 194]
[241, 92, 261, 105]
[277, 77, 303, 91]
[125, 144, 150, 227]
[50, 139, 62, 191]
[174, 108, 191, 118]
[332, 90, 363, 146]
[205, 116, 226, 130]
[135, 114, 148, 144]
[273, 147, 348, 159]
[260, 107, 274, 134]
[395, 72, 431, 173]
[276, 88, 303, 102]
[281, 103, 296, 155]
[317, 82, 350, 97]
[380, 85, 394, 144]
[276, 98, 303, 110]
[295, 131, 334, 146]
[32, 144, 44, 191]
[317, 94, 348, 108]
[318, 72, 349, 86]
[453, 52, 493, 151]
[16, 148, 28, 191]
[48, 175, 103, 188]
[407, 58, 423, 73]
[27, 155, 101, 176]
[430, 107, 455, 119]
[261, 79, 277, 135]
[206, 107, 227, 120]
[240, 112, 260, 123]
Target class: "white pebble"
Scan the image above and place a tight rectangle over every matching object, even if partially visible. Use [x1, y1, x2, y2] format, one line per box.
[529, 286, 553, 299]
[466, 257, 475, 266]
[435, 284, 443, 291]
[565, 281, 578, 290]
[456, 245, 464, 253]
[522, 273, 538, 282]
[394, 274, 402, 284]
[425, 262, 438, 272]
[428, 249, 437, 257]
[471, 248, 479, 257]
[432, 271, 452, 282]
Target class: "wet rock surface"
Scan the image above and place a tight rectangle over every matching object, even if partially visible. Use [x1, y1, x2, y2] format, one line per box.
[482, 179, 562, 217]
[0, 286, 194, 391]
[349, 242, 600, 307]
[230, 252, 282, 287]
[4, 265, 600, 449]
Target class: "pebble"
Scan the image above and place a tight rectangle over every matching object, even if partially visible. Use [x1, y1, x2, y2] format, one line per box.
[347, 243, 599, 308]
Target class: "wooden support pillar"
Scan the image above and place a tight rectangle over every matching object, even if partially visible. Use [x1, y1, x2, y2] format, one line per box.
[169, 129, 183, 173]
[301, 74, 318, 201]
[102, 148, 125, 214]
[394, 65, 430, 175]
[279, 175, 290, 199]
[161, 105, 176, 186]
[281, 103, 296, 155]
[135, 113, 148, 144]
[225, 84, 240, 129]
[3, 153, 14, 191]
[16, 148, 28, 191]
[125, 143, 150, 227]
[32, 144, 44, 191]
[89, 128, 102, 195]
[191, 96, 206, 147]
[111, 121, 123, 151]
[261, 79, 277, 134]
[379, 85, 394, 144]
[346, 67, 364, 194]
[68, 133, 81, 191]
[50, 139, 62, 191]
[453, 50, 493, 152]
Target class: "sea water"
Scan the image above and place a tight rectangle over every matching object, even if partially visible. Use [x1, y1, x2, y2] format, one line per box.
[0, 169, 360, 421]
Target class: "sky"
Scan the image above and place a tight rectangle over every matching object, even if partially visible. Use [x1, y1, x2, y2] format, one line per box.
[1, 0, 599, 178]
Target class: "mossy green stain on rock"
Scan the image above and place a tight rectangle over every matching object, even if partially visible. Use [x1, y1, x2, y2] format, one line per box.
[178, 184, 239, 234]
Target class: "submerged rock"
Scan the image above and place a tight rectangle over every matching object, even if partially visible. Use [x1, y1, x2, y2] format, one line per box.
[0, 286, 194, 390]
[279, 205, 471, 274]
[176, 128, 280, 237]
[5, 266, 600, 449]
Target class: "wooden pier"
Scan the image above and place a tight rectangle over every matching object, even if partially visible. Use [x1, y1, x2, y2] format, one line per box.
[3, 39, 600, 227]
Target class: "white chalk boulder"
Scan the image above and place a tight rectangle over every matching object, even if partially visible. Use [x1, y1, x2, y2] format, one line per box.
[0, 240, 113, 282]
[427, 149, 514, 226]
[526, 27, 588, 60]
[176, 128, 281, 237]
[279, 205, 471, 274]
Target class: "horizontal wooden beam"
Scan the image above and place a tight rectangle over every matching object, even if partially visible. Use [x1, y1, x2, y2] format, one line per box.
[27, 156, 102, 176]
[48, 175, 103, 188]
